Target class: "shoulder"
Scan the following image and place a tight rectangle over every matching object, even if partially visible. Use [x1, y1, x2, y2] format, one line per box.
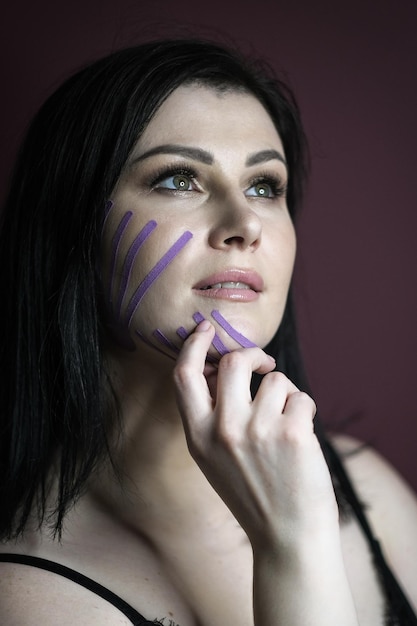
[0, 560, 133, 625]
[331, 433, 417, 521]
[332, 434, 417, 609]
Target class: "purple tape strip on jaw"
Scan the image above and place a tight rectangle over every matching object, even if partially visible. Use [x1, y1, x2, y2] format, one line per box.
[135, 329, 176, 361]
[193, 312, 229, 356]
[176, 325, 218, 364]
[125, 231, 193, 327]
[108, 211, 133, 310]
[176, 327, 189, 340]
[192, 312, 205, 325]
[115, 220, 157, 319]
[153, 329, 180, 354]
[211, 310, 257, 348]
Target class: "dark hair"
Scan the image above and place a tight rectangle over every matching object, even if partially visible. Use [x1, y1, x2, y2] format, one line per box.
[0, 39, 310, 540]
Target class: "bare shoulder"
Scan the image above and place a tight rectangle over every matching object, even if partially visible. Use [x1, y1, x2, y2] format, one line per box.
[0, 561, 133, 625]
[332, 434, 417, 609]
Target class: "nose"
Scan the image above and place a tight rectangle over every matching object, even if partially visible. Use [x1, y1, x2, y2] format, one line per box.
[208, 193, 262, 251]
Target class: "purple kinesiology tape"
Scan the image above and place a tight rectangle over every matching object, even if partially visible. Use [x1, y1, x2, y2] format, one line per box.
[125, 230, 193, 327]
[193, 312, 229, 356]
[115, 220, 157, 318]
[153, 329, 181, 355]
[104, 205, 192, 327]
[103, 202, 258, 359]
[135, 329, 177, 361]
[107, 210, 133, 308]
[211, 309, 257, 348]
[104, 204, 193, 350]
[151, 310, 258, 363]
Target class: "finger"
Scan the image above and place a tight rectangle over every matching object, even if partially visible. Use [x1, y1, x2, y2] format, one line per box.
[203, 365, 219, 400]
[252, 370, 299, 416]
[215, 348, 276, 415]
[283, 390, 316, 421]
[173, 320, 216, 424]
[281, 391, 317, 440]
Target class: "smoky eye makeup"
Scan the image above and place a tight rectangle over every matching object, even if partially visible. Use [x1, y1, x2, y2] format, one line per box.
[126, 159, 202, 194]
[148, 163, 200, 189]
[246, 171, 288, 199]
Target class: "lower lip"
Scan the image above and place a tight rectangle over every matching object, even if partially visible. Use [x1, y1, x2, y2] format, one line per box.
[194, 288, 259, 302]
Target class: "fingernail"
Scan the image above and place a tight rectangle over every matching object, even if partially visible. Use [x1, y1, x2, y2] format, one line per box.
[196, 320, 211, 332]
[267, 354, 276, 364]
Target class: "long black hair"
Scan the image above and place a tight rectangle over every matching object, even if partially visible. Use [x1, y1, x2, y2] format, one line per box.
[0, 38, 311, 539]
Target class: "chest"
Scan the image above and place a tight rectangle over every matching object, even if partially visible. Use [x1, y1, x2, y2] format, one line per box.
[123, 518, 388, 626]
[30, 513, 389, 626]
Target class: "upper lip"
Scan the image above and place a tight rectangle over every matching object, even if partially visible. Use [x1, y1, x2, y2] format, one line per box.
[193, 269, 264, 292]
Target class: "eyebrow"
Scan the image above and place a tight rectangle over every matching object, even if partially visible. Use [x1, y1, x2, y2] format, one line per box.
[245, 149, 287, 168]
[131, 144, 214, 165]
[130, 144, 287, 169]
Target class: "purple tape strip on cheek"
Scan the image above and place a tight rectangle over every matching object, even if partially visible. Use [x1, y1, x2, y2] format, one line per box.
[100, 199, 114, 237]
[104, 199, 114, 218]
[211, 310, 257, 348]
[125, 231, 193, 327]
[115, 220, 157, 319]
[108, 211, 133, 308]
[193, 312, 229, 356]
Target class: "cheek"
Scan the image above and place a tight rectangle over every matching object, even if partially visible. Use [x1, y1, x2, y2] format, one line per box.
[100, 202, 260, 360]
[278, 218, 296, 265]
[270, 221, 296, 287]
[101, 202, 192, 350]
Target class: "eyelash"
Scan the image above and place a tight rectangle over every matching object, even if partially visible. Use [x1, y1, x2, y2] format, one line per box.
[147, 163, 287, 198]
[248, 172, 287, 198]
[148, 164, 198, 189]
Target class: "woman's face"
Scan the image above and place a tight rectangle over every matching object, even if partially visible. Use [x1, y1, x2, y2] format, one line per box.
[101, 84, 296, 362]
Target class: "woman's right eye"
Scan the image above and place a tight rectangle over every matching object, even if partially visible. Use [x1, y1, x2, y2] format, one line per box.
[154, 173, 194, 191]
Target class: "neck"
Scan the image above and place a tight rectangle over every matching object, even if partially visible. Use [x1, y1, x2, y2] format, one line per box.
[87, 344, 220, 536]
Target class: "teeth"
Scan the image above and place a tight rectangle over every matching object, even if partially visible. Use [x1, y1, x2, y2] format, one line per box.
[204, 282, 251, 290]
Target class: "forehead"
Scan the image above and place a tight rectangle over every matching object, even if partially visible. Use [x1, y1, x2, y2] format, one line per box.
[134, 84, 285, 157]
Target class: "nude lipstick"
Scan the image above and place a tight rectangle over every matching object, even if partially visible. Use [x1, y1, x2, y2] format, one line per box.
[193, 269, 263, 301]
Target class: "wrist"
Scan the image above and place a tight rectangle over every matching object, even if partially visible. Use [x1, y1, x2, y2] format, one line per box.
[252, 531, 359, 626]
[250, 508, 342, 559]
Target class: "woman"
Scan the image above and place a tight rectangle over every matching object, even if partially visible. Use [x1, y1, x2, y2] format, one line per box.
[0, 39, 416, 625]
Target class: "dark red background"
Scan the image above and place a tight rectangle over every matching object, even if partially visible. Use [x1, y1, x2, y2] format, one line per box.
[1, 1, 416, 491]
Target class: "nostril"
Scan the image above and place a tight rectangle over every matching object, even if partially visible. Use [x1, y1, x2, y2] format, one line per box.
[208, 205, 262, 251]
[224, 235, 245, 245]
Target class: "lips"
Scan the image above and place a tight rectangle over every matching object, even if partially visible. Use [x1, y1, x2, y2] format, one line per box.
[193, 269, 263, 301]
[200, 281, 251, 290]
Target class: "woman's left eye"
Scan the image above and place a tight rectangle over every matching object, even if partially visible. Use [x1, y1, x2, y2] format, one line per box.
[155, 173, 194, 191]
[246, 182, 275, 198]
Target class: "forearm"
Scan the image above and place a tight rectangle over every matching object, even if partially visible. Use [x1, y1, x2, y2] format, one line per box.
[253, 531, 359, 626]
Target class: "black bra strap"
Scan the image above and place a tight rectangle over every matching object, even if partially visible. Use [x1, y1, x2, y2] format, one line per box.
[323, 439, 417, 625]
[0, 553, 154, 625]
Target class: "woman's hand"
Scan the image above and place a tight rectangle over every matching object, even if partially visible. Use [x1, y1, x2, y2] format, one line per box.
[173, 321, 359, 625]
[173, 320, 338, 551]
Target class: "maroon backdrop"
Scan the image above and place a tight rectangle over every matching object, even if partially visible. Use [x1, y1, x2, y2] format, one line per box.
[1, 0, 416, 491]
